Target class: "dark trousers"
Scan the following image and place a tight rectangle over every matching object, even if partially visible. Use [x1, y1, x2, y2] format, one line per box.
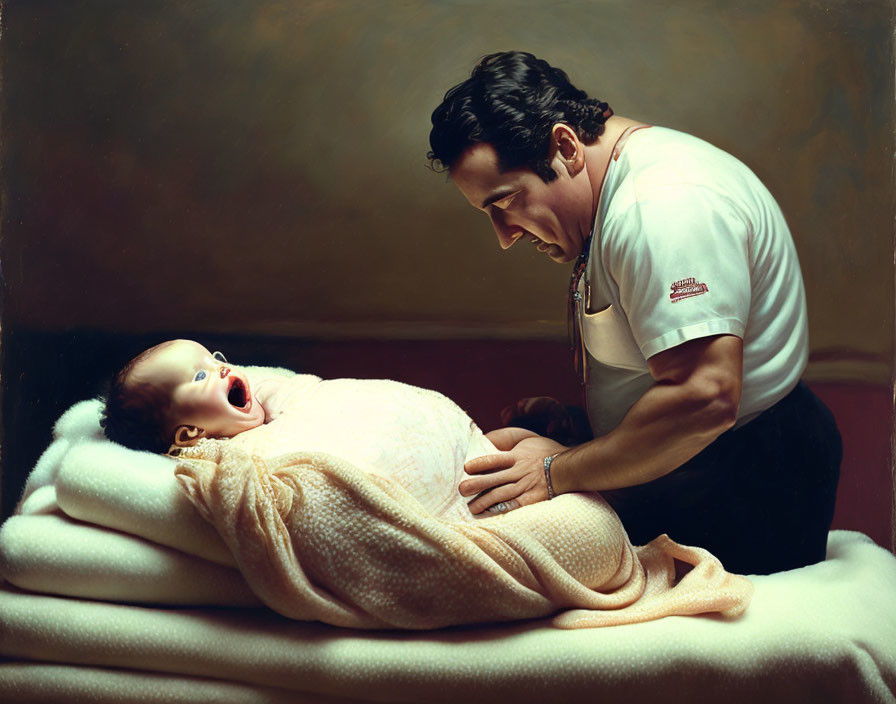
[603, 382, 842, 575]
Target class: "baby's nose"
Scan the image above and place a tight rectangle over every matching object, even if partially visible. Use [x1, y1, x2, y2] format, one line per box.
[219, 365, 231, 378]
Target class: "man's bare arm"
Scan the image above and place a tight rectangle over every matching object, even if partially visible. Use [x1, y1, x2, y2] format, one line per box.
[460, 334, 743, 513]
[551, 334, 743, 493]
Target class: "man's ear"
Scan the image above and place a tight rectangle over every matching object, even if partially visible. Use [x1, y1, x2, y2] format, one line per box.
[551, 123, 585, 176]
[173, 425, 206, 447]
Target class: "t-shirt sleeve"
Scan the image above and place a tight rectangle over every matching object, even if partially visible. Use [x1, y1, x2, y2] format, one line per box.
[603, 184, 750, 359]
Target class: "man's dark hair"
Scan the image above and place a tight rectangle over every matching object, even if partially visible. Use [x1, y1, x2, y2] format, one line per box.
[428, 51, 613, 183]
[99, 343, 174, 453]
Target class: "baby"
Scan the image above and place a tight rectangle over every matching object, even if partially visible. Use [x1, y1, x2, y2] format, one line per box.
[102, 340, 281, 453]
[101, 339, 495, 521]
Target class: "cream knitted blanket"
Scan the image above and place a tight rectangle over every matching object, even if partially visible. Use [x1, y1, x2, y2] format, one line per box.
[173, 375, 752, 630]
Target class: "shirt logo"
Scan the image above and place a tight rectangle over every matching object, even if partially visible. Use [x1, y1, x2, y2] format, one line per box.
[670, 277, 709, 303]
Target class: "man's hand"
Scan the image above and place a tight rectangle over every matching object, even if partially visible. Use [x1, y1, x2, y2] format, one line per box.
[460, 427, 567, 515]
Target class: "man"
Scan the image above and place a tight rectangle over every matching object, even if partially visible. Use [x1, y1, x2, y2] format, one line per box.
[428, 51, 841, 574]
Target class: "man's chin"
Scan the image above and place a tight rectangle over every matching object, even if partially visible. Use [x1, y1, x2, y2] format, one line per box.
[549, 250, 576, 264]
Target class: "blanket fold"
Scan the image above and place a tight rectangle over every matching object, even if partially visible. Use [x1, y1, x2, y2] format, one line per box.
[174, 440, 753, 630]
[0, 513, 259, 606]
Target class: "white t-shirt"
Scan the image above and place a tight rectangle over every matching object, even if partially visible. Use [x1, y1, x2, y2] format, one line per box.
[579, 126, 807, 437]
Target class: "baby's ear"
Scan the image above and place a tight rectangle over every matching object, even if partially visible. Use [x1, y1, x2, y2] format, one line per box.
[173, 425, 206, 447]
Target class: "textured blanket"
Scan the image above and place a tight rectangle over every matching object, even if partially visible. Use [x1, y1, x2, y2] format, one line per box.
[171, 373, 752, 630]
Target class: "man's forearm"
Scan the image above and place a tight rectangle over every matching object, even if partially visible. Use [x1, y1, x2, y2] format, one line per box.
[550, 377, 738, 494]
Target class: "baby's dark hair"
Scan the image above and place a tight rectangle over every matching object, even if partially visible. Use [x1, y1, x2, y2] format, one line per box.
[99, 343, 174, 453]
[428, 50, 613, 183]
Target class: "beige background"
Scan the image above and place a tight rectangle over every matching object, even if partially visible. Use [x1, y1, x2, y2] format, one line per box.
[2, 0, 893, 384]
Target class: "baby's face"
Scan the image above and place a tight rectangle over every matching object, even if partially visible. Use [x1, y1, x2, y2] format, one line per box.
[130, 340, 265, 444]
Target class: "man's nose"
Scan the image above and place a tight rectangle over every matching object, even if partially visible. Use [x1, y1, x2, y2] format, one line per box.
[489, 210, 522, 250]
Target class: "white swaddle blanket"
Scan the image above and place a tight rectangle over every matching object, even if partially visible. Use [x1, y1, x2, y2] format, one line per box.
[226, 372, 493, 523]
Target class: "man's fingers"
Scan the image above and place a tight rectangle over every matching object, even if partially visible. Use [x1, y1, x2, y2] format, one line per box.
[464, 451, 515, 475]
[467, 483, 523, 515]
[459, 466, 516, 496]
[480, 498, 521, 517]
[484, 426, 540, 451]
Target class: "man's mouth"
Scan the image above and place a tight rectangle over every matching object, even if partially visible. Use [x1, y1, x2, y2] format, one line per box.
[227, 377, 251, 411]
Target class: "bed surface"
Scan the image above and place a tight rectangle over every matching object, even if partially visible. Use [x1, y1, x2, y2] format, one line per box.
[2, 531, 895, 703]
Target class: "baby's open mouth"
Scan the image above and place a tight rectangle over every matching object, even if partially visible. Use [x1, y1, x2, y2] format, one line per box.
[227, 377, 249, 410]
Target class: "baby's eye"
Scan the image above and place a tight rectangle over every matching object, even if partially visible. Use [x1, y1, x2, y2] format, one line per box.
[193, 370, 207, 382]
[212, 351, 227, 363]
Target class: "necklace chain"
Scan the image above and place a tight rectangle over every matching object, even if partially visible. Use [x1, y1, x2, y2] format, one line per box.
[567, 123, 651, 388]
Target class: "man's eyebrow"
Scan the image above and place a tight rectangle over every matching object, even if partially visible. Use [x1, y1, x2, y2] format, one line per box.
[480, 188, 517, 209]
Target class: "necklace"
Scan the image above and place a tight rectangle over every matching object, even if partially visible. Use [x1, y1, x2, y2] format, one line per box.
[567, 123, 652, 388]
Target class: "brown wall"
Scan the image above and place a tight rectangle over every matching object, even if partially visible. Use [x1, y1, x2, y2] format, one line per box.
[2, 0, 893, 373]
